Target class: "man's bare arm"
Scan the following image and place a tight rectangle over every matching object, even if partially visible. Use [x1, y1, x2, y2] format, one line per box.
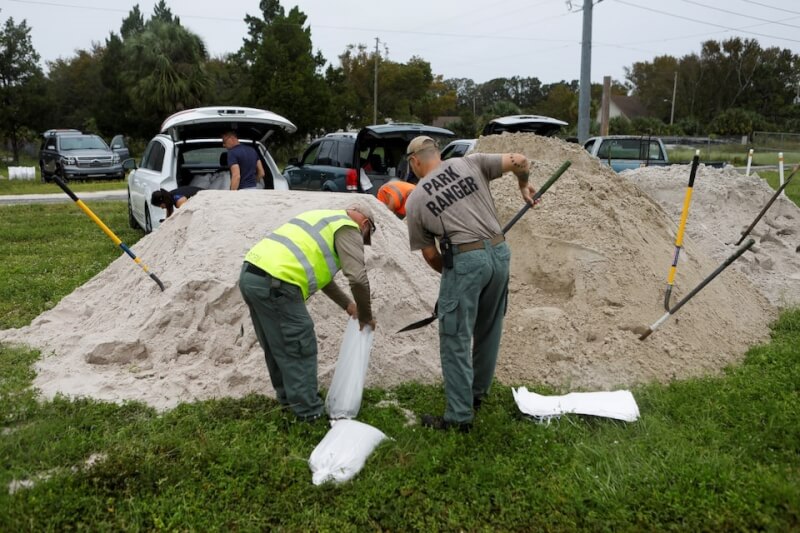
[421, 245, 443, 274]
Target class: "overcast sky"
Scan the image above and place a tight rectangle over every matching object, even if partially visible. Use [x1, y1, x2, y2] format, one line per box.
[4, 0, 799, 85]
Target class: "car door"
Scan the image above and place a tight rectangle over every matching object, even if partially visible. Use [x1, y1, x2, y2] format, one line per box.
[312, 140, 340, 190]
[129, 139, 168, 229]
[286, 140, 322, 190]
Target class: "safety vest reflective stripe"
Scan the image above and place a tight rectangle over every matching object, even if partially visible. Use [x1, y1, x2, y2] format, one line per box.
[265, 232, 320, 294]
[387, 184, 404, 202]
[245, 210, 358, 299]
[266, 214, 350, 294]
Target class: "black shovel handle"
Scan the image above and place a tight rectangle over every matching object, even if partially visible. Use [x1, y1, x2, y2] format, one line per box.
[734, 164, 798, 246]
[501, 161, 571, 234]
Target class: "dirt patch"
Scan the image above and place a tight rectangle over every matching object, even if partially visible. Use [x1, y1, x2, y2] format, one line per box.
[0, 134, 776, 408]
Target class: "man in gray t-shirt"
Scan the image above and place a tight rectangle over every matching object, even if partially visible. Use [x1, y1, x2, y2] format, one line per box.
[404, 135, 536, 432]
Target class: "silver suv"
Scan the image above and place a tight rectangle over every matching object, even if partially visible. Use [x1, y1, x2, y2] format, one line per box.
[39, 130, 124, 182]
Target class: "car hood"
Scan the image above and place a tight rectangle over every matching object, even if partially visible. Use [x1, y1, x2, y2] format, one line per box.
[160, 106, 297, 143]
[63, 149, 115, 158]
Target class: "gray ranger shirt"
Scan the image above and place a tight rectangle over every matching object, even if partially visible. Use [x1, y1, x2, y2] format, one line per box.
[406, 153, 504, 250]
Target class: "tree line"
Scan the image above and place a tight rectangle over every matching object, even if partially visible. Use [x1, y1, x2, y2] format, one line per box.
[1, 0, 798, 162]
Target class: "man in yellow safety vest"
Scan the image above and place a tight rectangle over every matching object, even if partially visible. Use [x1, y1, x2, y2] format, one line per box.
[239, 203, 377, 422]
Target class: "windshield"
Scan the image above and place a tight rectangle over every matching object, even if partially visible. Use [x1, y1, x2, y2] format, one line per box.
[60, 135, 110, 151]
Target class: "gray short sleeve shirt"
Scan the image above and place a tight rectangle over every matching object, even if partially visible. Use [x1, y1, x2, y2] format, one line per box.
[406, 153, 504, 251]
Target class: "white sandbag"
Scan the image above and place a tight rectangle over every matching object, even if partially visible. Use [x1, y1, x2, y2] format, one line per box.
[8, 166, 36, 180]
[309, 419, 387, 485]
[325, 318, 374, 419]
[189, 171, 230, 190]
[512, 387, 640, 422]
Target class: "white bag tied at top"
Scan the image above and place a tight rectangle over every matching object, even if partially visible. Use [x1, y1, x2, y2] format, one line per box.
[325, 318, 374, 419]
[309, 419, 387, 485]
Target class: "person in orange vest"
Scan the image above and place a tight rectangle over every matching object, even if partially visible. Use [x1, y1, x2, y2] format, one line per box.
[376, 180, 416, 219]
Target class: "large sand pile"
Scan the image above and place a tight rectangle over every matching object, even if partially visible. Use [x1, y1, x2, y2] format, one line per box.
[0, 134, 776, 409]
[623, 164, 800, 308]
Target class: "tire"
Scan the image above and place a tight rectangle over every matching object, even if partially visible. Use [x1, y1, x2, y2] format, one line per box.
[39, 163, 49, 183]
[127, 189, 140, 230]
[144, 203, 153, 234]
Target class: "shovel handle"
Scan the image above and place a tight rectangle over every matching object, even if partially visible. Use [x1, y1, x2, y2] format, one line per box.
[502, 160, 571, 234]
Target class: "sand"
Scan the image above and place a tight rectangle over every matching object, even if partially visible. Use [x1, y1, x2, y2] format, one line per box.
[623, 164, 800, 308]
[0, 134, 778, 409]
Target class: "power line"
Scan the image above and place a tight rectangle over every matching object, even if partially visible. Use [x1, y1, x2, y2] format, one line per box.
[678, 0, 800, 30]
[612, 0, 800, 44]
[738, 0, 800, 16]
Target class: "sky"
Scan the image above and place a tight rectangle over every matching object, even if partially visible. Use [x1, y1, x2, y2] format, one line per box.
[3, 0, 800, 85]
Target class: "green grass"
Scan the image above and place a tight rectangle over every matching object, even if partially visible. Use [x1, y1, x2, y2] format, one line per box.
[0, 202, 142, 328]
[1, 202, 798, 530]
[759, 170, 800, 206]
[668, 147, 800, 167]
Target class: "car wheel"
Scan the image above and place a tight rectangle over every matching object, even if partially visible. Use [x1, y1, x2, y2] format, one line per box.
[127, 189, 140, 230]
[144, 203, 153, 234]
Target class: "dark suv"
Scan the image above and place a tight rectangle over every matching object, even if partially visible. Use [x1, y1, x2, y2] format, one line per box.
[283, 123, 455, 194]
[39, 130, 124, 182]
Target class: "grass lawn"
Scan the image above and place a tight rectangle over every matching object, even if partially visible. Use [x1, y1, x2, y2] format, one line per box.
[668, 147, 800, 167]
[1, 153, 128, 195]
[1, 202, 798, 530]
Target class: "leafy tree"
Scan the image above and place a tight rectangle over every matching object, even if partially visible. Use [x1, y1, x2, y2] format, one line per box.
[534, 83, 578, 127]
[118, 16, 209, 135]
[120, 4, 144, 38]
[46, 47, 106, 132]
[152, 0, 179, 24]
[0, 12, 43, 162]
[239, 0, 331, 138]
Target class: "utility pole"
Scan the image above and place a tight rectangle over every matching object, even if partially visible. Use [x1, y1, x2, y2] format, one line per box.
[373, 37, 379, 125]
[600, 75, 610, 136]
[577, 0, 596, 143]
[670, 71, 677, 125]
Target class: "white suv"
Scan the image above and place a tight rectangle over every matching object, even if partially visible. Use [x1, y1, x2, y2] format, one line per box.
[126, 106, 296, 233]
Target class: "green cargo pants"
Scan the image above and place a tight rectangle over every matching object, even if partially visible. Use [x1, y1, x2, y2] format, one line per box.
[239, 264, 324, 420]
[438, 240, 510, 425]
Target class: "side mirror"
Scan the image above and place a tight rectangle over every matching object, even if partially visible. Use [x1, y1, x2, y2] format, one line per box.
[122, 158, 137, 171]
[288, 157, 300, 166]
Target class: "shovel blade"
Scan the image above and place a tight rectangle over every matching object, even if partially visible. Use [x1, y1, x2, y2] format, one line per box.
[396, 313, 437, 333]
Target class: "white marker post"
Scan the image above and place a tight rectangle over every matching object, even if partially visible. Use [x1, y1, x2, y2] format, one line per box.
[746, 148, 754, 176]
[779, 152, 785, 197]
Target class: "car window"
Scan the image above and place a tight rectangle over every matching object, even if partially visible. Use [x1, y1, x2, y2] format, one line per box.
[184, 147, 223, 165]
[646, 141, 665, 160]
[110, 134, 126, 149]
[301, 142, 321, 166]
[337, 141, 354, 168]
[141, 141, 166, 172]
[441, 145, 456, 160]
[597, 141, 611, 159]
[317, 140, 335, 165]
[584, 139, 596, 153]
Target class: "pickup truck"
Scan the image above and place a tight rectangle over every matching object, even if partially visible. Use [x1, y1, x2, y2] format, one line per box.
[583, 135, 670, 172]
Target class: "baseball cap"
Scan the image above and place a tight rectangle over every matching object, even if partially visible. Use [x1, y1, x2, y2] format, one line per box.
[347, 202, 376, 245]
[406, 135, 437, 156]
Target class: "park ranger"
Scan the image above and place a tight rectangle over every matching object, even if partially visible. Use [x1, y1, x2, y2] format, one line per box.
[404, 135, 536, 432]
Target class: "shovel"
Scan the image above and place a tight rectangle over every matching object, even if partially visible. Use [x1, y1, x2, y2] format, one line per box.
[397, 160, 571, 334]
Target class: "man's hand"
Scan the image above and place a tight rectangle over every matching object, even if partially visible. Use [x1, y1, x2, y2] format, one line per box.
[360, 319, 377, 331]
[520, 182, 539, 206]
[346, 302, 357, 318]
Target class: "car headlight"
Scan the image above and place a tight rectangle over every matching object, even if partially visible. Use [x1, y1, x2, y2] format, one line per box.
[60, 156, 77, 165]
[112, 154, 121, 164]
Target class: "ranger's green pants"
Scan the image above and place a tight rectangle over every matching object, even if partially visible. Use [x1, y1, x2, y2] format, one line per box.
[438, 241, 510, 424]
[239, 265, 324, 420]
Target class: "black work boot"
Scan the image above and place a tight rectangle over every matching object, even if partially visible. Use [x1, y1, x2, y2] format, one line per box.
[420, 414, 472, 433]
[473, 396, 483, 412]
